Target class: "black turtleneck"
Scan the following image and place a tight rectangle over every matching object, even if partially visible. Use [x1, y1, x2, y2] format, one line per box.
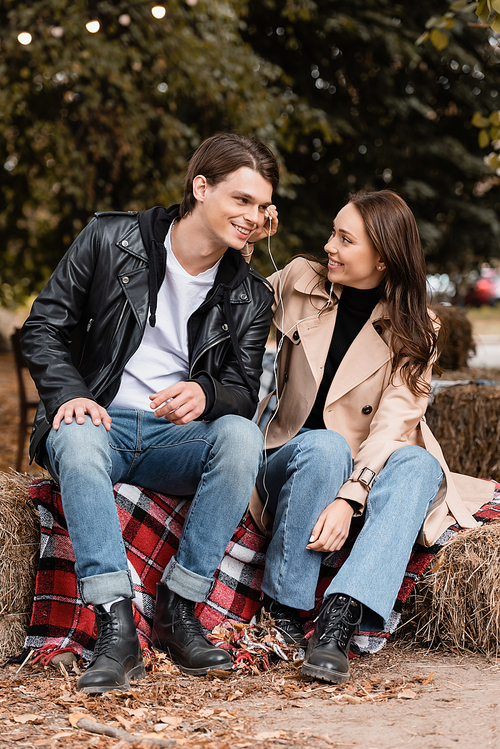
[304, 284, 381, 430]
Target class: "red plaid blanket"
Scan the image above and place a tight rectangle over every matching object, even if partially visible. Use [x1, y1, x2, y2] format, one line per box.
[24, 479, 500, 662]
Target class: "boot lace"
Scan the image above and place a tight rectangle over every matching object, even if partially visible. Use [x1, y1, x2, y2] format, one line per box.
[319, 596, 361, 651]
[92, 607, 118, 659]
[176, 599, 206, 638]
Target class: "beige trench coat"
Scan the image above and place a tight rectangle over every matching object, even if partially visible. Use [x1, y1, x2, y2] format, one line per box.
[250, 258, 494, 547]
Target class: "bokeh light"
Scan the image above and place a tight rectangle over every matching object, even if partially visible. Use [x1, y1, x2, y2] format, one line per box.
[17, 32, 32, 45]
[151, 6, 166, 19]
[86, 20, 100, 33]
[118, 14, 131, 26]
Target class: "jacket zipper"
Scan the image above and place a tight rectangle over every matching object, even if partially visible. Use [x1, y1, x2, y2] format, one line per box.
[79, 318, 94, 365]
[189, 333, 230, 377]
[98, 301, 128, 373]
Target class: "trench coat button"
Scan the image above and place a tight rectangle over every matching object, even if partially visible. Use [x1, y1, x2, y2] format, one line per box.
[362, 405, 373, 415]
[374, 324, 383, 335]
[122, 276, 130, 284]
[292, 331, 300, 341]
[122, 239, 129, 247]
[284, 372, 289, 382]
[222, 323, 229, 331]
[239, 292, 248, 301]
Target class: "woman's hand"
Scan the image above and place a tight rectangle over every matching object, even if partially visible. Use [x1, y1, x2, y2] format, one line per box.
[306, 498, 354, 553]
[247, 204, 279, 245]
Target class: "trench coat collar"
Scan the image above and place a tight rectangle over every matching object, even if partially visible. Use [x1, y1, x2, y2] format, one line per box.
[291, 262, 392, 404]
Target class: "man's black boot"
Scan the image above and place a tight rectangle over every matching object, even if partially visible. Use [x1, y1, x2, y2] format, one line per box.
[301, 594, 362, 683]
[76, 598, 145, 694]
[261, 594, 306, 645]
[152, 583, 232, 675]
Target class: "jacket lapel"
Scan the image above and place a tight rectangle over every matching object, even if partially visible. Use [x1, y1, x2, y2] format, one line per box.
[325, 302, 392, 405]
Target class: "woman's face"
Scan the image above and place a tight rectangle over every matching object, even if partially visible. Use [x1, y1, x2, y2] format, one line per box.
[324, 202, 385, 289]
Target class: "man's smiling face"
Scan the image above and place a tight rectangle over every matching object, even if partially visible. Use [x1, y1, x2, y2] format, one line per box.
[196, 166, 273, 251]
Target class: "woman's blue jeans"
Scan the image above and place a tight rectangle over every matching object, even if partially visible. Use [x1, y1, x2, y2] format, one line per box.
[257, 429, 443, 628]
[45, 409, 263, 606]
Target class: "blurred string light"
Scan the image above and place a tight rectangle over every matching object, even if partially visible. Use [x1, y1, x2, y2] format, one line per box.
[14, 1, 199, 44]
[17, 32, 32, 45]
[151, 6, 166, 19]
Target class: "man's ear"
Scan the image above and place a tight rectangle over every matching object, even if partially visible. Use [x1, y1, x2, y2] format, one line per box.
[192, 175, 208, 203]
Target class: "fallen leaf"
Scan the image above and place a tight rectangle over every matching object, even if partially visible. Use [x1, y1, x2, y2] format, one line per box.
[398, 689, 417, 700]
[227, 690, 244, 701]
[206, 669, 232, 679]
[49, 732, 74, 740]
[58, 691, 76, 703]
[418, 671, 435, 685]
[156, 715, 183, 726]
[116, 714, 134, 731]
[122, 707, 149, 718]
[68, 712, 93, 728]
[13, 714, 44, 724]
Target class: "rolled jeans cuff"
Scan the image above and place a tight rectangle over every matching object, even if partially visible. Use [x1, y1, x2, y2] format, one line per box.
[79, 569, 134, 606]
[161, 558, 214, 603]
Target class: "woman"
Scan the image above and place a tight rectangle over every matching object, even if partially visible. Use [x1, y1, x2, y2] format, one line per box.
[250, 190, 493, 684]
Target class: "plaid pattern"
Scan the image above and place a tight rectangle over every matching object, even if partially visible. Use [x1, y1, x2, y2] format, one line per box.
[24, 479, 500, 661]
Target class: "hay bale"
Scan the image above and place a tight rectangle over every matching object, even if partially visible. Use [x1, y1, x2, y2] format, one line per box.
[400, 520, 500, 655]
[432, 304, 476, 371]
[426, 383, 500, 478]
[0, 472, 40, 659]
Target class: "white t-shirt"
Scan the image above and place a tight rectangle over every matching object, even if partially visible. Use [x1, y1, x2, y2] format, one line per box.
[110, 224, 221, 411]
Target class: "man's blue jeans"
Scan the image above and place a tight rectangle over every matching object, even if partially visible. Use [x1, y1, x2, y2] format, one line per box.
[45, 409, 263, 606]
[257, 429, 443, 628]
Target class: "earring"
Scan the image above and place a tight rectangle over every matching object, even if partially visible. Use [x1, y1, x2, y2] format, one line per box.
[377, 265, 383, 271]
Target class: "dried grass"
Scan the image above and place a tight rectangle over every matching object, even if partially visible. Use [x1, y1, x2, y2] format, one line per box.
[400, 519, 500, 655]
[432, 304, 476, 371]
[0, 471, 40, 659]
[426, 384, 500, 478]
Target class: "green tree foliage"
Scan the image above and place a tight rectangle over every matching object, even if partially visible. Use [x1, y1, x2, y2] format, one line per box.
[2, 0, 500, 305]
[243, 0, 500, 273]
[0, 0, 319, 304]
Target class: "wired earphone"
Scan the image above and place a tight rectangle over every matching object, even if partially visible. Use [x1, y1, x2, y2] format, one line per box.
[258, 210, 334, 521]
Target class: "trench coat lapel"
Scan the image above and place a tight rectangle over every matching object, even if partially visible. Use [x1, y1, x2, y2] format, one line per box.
[325, 302, 392, 405]
[287, 270, 338, 389]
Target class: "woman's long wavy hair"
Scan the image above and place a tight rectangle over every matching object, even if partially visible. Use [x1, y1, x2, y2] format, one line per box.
[316, 190, 439, 397]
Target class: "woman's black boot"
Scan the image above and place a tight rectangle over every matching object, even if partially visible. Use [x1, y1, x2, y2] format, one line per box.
[152, 583, 232, 675]
[76, 598, 145, 694]
[302, 594, 362, 683]
[261, 594, 306, 645]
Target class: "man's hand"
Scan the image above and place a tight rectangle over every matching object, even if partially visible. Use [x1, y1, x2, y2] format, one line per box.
[52, 398, 112, 431]
[306, 498, 354, 553]
[247, 204, 279, 245]
[149, 381, 206, 425]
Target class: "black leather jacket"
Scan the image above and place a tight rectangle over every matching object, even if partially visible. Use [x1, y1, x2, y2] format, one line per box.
[21, 207, 274, 466]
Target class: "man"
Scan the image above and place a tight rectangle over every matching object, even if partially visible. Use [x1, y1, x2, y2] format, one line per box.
[21, 133, 279, 693]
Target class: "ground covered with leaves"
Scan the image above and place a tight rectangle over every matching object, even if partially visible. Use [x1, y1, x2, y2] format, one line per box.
[2, 350, 500, 748]
[2, 641, 499, 749]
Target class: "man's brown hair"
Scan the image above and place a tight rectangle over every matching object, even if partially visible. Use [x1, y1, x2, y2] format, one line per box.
[179, 133, 279, 217]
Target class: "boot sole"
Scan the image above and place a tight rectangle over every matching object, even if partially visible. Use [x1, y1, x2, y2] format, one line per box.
[154, 644, 233, 676]
[301, 661, 350, 684]
[78, 663, 146, 694]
